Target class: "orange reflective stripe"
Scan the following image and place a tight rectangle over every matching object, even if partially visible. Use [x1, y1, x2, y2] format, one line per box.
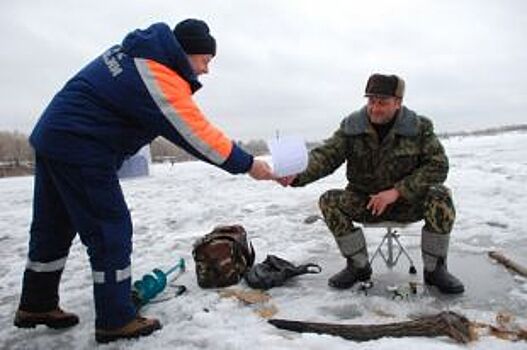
[145, 60, 232, 161]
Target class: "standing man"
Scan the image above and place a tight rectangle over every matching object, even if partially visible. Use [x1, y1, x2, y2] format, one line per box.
[15, 19, 274, 343]
[278, 74, 464, 294]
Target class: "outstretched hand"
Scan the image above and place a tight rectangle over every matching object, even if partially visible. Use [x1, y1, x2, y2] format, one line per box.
[275, 175, 297, 187]
[366, 188, 400, 216]
[248, 159, 276, 180]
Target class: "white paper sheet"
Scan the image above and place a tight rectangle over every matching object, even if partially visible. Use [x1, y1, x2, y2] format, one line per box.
[267, 135, 308, 177]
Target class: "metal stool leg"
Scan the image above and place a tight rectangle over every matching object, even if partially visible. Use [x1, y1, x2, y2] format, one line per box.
[368, 226, 417, 274]
[386, 227, 395, 267]
[369, 227, 396, 268]
[369, 232, 390, 265]
[391, 233, 417, 274]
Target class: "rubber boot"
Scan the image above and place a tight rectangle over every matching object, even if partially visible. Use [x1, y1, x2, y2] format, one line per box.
[328, 258, 372, 289]
[422, 229, 464, 294]
[328, 228, 372, 289]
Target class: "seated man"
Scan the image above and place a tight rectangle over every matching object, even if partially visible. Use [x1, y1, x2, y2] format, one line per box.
[278, 73, 464, 294]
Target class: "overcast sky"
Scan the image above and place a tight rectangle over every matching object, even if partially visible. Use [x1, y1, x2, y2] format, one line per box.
[1, 0, 526, 141]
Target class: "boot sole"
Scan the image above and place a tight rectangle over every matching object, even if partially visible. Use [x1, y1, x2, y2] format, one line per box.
[328, 276, 371, 289]
[95, 322, 162, 344]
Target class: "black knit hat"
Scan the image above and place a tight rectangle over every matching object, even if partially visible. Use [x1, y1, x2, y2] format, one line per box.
[365, 74, 405, 98]
[173, 19, 216, 56]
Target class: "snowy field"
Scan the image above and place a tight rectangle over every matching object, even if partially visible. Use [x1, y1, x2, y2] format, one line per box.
[1, 131, 527, 349]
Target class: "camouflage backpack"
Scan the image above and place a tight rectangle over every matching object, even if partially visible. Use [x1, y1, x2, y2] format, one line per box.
[192, 225, 255, 288]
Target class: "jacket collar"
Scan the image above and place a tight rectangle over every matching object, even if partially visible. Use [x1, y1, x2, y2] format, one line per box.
[344, 106, 418, 137]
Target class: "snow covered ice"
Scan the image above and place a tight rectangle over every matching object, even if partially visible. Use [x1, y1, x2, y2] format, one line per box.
[1, 131, 527, 349]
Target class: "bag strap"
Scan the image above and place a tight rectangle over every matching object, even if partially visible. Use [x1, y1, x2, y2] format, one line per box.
[265, 255, 322, 276]
[286, 262, 322, 277]
[298, 263, 322, 274]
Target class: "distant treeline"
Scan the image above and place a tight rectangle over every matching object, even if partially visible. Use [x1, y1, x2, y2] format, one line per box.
[437, 124, 527, 138]
[1, 124, 527, 177]
[0, 131, 34, 177]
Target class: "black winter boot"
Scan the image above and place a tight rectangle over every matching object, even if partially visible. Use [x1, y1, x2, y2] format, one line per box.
[330, 228, 372, 289]
[328, 258, 372, 289]
[422, 229, 464, 294]
[424, 257, 464, 294]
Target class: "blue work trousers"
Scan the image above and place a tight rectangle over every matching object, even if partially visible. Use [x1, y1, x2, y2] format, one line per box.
[19, 155, 136, 329]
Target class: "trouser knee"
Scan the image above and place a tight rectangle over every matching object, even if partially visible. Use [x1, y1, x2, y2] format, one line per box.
[423, 185, 455, 234]
[319, 189, 343, 217]
[319, 189, 365, 238]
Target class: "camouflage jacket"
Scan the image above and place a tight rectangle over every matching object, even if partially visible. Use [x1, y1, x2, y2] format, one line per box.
[292, 106, 449, 202]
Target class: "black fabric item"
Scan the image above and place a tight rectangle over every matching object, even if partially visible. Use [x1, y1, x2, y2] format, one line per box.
[245, 255, 321, 290]
[173, 18, 216, 56]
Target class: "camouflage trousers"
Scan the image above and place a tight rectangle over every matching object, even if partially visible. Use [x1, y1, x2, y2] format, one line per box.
[319, 185, 455, 238]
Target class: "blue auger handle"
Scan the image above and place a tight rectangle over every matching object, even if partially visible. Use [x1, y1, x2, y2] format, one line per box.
[133, 258, 186, 305]
[165, 257, 186, 276]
